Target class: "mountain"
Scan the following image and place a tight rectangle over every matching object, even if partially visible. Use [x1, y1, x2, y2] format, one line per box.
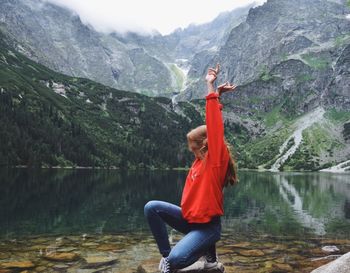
[171, 0, 350, 171]
[181, 0, 350, 101]
[0, 0, 252, 97]
[0, 0, 350, 171]
[0, 30, 207, 168]
[175, 0, 350, 171]
[0, 0, 173, 96]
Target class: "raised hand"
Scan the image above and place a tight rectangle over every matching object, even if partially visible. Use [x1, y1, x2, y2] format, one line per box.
[205, 63, 220, 84]
[217, 81, 236, 96]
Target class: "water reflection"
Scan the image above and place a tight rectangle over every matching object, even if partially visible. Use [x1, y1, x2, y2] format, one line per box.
[0, 168, 349, 239]
[277, 175, 326, 235]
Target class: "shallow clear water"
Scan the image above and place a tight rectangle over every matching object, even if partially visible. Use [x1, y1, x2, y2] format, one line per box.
[0, 168, 349, 239]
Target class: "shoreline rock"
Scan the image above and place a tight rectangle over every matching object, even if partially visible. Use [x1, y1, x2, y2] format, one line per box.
[311, 251, 350, 273]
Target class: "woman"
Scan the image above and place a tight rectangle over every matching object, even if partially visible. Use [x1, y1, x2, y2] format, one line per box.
[144, 64, 238, 273]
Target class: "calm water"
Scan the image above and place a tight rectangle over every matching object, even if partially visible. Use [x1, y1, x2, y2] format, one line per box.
[0, 168, 349, 240]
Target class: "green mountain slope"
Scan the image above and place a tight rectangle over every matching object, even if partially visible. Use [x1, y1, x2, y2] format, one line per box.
[0, 31, 204, 168]
[1, 27, 349, 171]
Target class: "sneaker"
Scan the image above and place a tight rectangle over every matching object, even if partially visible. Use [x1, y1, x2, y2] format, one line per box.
[158, 257, 166, 271]
[203, 253, 218, 269]
[159, 256, 172, 273]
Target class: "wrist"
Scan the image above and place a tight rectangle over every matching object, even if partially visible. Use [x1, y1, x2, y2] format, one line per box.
[207, 84, 215, 93]
[207, 82, 215, 90]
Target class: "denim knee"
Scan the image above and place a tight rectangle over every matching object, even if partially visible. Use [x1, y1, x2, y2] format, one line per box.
[167, 227, 221, 269]
[167, 247, 206, 269]
[167, 249, 188, 268]
[144, 200, 157, 217]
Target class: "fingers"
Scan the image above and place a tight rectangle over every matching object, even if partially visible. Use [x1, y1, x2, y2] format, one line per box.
[226, 83, 236, 89]
[207, 68, 217, 75]
[215, 63, 220, 74]
[217, 82, 237, 96]
[218, 82, 236, 89]
[208, 63, 220, 75]
[217, 83, 226, 89]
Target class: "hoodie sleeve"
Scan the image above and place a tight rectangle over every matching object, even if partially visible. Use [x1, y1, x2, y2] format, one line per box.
[205, 92, 226, 166]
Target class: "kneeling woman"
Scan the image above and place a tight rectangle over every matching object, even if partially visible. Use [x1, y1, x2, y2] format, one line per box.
[144, 64, 238, 273]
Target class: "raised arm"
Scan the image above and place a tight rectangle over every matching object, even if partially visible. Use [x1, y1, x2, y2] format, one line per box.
[205, 92, 224, 166]
[205, 64, 236, 166]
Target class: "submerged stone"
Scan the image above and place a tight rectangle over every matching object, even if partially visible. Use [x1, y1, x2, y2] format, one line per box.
[52, 264, 70, 270]
[43, 252, 80, 262]
[0, 253, 10, 259]
[34, 265, 48, 272]
[321, 245, 340, 253]
[0, 261, 35, 269]
[96, 244, 120, 251]
[273, 262, 293, 271]
[82, 256, 118, 268]
[229, 242, 252, 248]
[57, 247, 78, 252]
[264, 260, 293, 271]
[77, 267, 114, 273]
[238, 249, 265, 257]
[55, 236, 76, 247]
[82, 242, 100, 247]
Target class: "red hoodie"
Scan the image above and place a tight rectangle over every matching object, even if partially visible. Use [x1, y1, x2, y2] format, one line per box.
[180, 92, 230, 223]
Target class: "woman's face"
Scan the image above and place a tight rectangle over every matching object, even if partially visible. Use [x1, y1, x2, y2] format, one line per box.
[188, 139, 205, 159]
[187, 125, 207, 160]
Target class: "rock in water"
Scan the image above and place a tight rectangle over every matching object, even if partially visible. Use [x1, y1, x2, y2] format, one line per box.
[82, 256, 118, 268]
[43, 252, 80, 262]
[0, 261, 35, 269]
[311, 251, 350, 273]
[321, 245, 340, 253]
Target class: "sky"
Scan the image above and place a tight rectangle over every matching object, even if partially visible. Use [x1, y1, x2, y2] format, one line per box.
[46, 0, 267, 35]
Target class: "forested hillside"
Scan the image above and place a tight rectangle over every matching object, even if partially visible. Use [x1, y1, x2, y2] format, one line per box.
[0, 31, 205, 168]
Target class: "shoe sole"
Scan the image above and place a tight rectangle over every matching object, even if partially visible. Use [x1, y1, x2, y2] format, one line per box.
[203, 261, 218, 269]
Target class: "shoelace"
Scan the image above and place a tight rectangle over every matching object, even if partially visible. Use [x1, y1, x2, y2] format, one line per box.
[158, 257, 166, 271]
[162, 257, 171, 273]
[205, 253, 217, 263]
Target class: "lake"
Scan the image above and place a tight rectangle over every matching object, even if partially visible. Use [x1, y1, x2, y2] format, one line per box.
[0, 168, 349, 272]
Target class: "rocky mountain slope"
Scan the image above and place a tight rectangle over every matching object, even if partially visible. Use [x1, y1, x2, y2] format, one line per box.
[173, 0, 350, 171]
[0, 0, 251, 97]
[181, 0, 350, 101]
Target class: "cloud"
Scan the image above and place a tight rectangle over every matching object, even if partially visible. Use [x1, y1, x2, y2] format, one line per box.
[45, 0, 267, 35]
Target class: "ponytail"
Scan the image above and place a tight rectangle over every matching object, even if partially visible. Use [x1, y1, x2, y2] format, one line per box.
[223, 141, 239, 187]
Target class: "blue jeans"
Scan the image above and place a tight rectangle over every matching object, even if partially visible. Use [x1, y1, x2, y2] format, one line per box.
[144, 200, 221, 269]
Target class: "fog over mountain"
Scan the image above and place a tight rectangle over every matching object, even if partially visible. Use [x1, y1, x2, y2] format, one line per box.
[44, 0, 265, 35]
[0, 0, 253, 96]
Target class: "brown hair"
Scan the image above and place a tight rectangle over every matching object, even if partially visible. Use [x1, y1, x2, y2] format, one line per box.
[187, 125, 238, 187]
[223, 140, 239, 187]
